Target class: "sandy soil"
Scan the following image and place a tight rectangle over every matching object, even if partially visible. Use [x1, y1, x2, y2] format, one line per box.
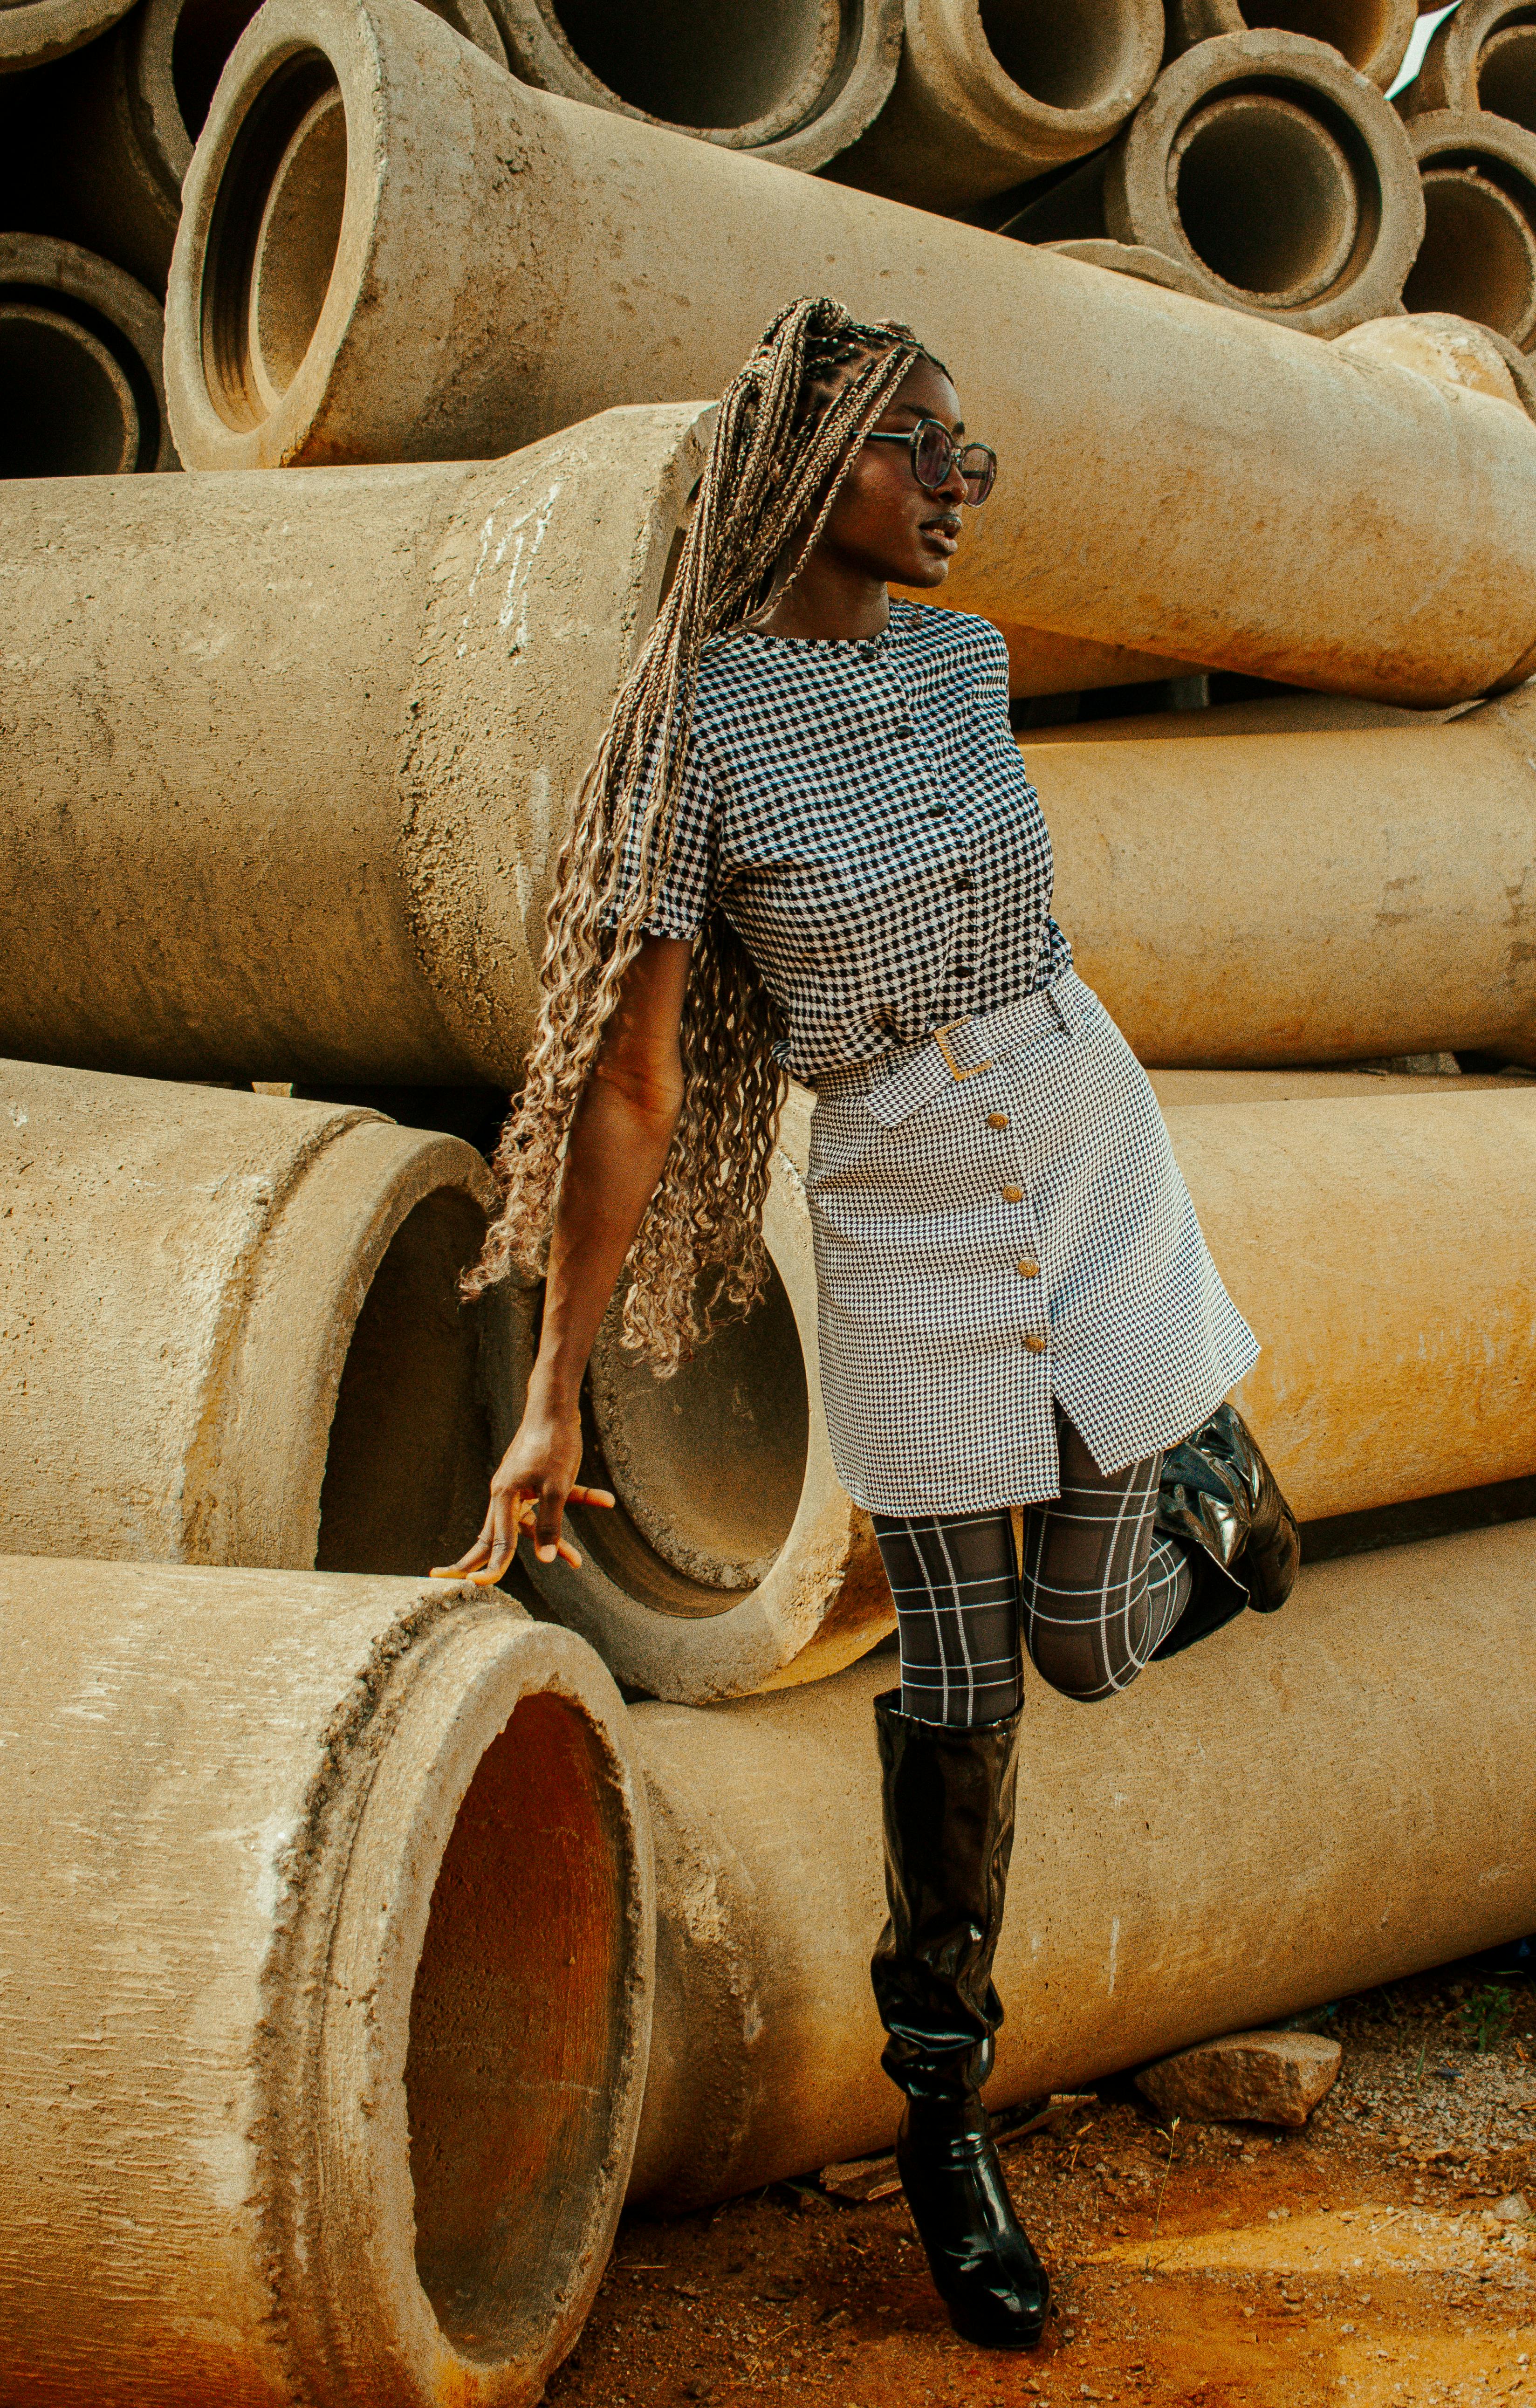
[549, 1955, 1536, 2407]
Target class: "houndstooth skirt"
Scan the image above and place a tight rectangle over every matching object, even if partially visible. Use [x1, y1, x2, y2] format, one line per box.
[805, 967, 1259, 1518]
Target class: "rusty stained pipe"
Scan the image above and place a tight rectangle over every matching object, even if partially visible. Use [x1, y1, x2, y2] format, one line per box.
[0, 1558, 653, 2404]
[513, 1086, 1536, 1698]
[830, 0, 1165, 211]
[0, 230, 176, 470]
[0, 1059, 510, 1575]
[165, 0, 1536, 704]
[491, 0, 903, 172]
[629, 1519, 1536, 2209]
[1402, 109, 1536, 350]
[1002, 30, 1425, 336]
[1168, 0, 1417, 91]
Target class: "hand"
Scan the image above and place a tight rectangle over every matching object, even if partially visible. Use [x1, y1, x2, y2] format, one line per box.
[429, 1402, 615, 1585]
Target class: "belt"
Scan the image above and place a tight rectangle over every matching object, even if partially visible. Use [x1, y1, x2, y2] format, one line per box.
[843, 970, 1093, 1129]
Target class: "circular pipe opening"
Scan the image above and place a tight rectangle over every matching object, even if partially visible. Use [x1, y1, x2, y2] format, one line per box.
[201, 50, 347, 430]
[316, 1188, 492, 1577]
[1476, 23, 1536, 138]
[1233, 2, 1396, 73]
[546, 0, 834, 130]
[573, 1259, 811, 1613]
[405, 1688, 629, 2366]
[0, 304, 139, 474]
[1405, 168, 1536, 347]
[979, 0, 1151, 109]
[170, 0, 263, 146]
[1171, 93, 1360, 300]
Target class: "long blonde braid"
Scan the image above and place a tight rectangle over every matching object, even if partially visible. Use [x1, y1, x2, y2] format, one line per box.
[466, 296, 936, 1372]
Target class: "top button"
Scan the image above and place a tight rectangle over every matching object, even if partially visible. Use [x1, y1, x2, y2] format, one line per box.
[926, 803, 951, 819]
[895, 721, 914, 739]
[987, 1112, 1009, 1130]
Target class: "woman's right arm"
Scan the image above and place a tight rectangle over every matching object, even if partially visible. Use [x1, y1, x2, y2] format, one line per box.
[433, 934, 694, 1585]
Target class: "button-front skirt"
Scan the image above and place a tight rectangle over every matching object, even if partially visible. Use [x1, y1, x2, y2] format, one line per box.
[805, 969, 1259, 1517]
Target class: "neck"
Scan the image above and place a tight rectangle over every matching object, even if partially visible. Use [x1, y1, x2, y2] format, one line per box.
[757, 549, 890, 644]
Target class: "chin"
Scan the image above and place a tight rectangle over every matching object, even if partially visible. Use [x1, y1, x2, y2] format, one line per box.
[891, 556, 953, 591]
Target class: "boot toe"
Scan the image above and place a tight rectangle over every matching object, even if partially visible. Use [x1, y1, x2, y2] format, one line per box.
[945, 2258, 1049, 2350]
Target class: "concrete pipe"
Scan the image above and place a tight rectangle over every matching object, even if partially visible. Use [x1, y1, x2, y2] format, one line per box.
[0, 231, 176, 470]
[0, 0, 132, 72]
[490, 0, 901, 174]
[1145, 1066, 1515, 1101]
[1039, 233, 1216, 298]
[0, 405, 709, 1084]
[1037, 685, 1536, 1065]
[829, 0, 1165, 212]
[1335, 304, 1536, 415]
[1403, 0, 1536, 138]
[629, 1518, 1536, 2208]
[0, 1058, 511, 1575]
[165, 0, 1536, 704]
[1009, 31, 1426, 334]
[0, 1558, 652, 2404]
[1168, 0, 1417, 91]
[1025, 687, 1479, 741]
[1403, 110, 1536, 350]
[501, 1085, 893, 1707]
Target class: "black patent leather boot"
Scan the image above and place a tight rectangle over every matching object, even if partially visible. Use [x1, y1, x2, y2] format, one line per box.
[872, 1691, 1049, 2351]
[1152, 1400, 1301, 1659]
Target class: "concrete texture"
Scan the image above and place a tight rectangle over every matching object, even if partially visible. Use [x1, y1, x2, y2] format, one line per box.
[629, 1520, 1536, 2208]
[1403, 0, 1536, 137]
[0, 1058, 508, 1575]
[1403, 109, 1536, 349]
[1336, 307, 1530, 412]
[0, 405, 709, 1083]
[830, 0, 1164, 210]
[502, 1086, 893, 1706]
[0, 1557, 653, 2404]
[1024, 687, 1480, 741]
[1011, 31, 1426, 336]
[492, 0, 901, 171]
[0, 0, 131, 71]
[1145, 1067, 1524, 1103]
[1040, 235, 1216, 298]
[1135, 2030, 1344, 2127]
[1034, 686, 1536, 1066]
[0, 229, 177, 473]
[1169, 0, 1416, 90]
[162, 0, 1536, 703]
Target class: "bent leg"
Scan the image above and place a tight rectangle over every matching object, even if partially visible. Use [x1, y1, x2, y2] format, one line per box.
[1020, 1413, 1191, 1702]
[872, 1510, 1023, 1728]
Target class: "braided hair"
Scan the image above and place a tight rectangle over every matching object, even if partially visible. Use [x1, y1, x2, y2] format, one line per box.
[466, 296, 946, 1372]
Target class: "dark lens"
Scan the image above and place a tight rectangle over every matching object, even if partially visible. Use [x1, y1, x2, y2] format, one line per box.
[912, 420, 953, 491]
[959, 444, 996, 505]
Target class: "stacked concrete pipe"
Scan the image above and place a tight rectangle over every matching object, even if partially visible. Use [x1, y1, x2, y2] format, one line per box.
[629, 1518, 1536, 2208]
[492, 0, 902, 172]
[0, 1059, 507, 1574]
[0, 230, 176, 471]
[1168, 0, 1418, 90]
[1401, 110, 1536, 349]
[0, 1557, 652, 2403]
[1402, 0, 1536, 138]
[1002, 30, 1426, 335]
[0, 0, 130, 70]
[829, 0, 1165, 212]
[159, 0, 1536, 703]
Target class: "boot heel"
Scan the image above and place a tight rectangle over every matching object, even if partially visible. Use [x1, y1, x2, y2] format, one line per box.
[898, 2094, 1049, 2349]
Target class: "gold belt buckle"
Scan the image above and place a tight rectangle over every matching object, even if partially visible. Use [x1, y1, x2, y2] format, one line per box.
[933, 1019, 993, 1083]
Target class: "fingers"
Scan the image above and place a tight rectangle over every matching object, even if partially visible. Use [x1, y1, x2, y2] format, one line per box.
[429, 1502, 498, 1580]
[533, 1479, 567, 1568]
[567, 1484, 616, 1510]
[430, 1482, 609, 1583]
[466, 1482, 523, 1587]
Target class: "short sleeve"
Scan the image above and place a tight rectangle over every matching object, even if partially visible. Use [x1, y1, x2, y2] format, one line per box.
[608, 725, 720, 941]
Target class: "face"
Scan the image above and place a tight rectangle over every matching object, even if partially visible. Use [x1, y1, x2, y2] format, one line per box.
[811, 355, 974, 592]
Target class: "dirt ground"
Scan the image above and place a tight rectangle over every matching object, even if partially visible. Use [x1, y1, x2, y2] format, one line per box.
[549, 1952, 1536, 2408]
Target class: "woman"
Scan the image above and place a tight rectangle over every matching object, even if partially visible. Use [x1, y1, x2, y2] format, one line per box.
[438, 296, 1299, 2351]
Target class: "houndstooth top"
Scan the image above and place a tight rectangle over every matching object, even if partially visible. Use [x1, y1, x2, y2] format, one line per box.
[624, 601, 1258, 1516]
[623, 600, 1070, 1081]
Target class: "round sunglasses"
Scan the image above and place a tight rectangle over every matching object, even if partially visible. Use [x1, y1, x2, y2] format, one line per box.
[863, 416, 997, 506]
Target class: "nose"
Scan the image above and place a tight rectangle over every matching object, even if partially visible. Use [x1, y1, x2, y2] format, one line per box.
[935, 447, 967, 505]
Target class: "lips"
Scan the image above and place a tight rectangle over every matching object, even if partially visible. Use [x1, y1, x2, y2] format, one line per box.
[921, 517, 960, 553]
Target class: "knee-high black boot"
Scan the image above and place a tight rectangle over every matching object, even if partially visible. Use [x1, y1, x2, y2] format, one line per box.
[871, 1691, 1049, 2350]
[1152, 1400, 1301, 1659]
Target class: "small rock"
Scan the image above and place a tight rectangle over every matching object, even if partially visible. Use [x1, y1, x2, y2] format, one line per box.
[1496, 2195, 1532, 2221]
[1135, 2029, 1343, 2128]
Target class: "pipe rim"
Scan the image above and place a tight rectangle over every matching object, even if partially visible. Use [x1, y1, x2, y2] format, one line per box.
[1405, 109, 1536, 350]
[1170, 0, 1416, 92]
[0, 302, 140, 475]
[0, 0, 136, 74]
[270, 1592, 654, 2402]
[1406, 0, 1536, 129]
[938, 0, 1166, 151]
[1107, 29, 1424, 334]
[0, 230, 175, 470]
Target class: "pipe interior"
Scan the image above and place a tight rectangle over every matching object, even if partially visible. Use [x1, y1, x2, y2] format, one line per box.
[315, 1187, 493, 1577]
[547, 0, 834, 130]
[1404, 169, 1536, 348]
[406, 1691, 628, 2365]
[171, 0, 263, 146]
[203, 51, 347, 429]
[1475, 22, 1536, 138]
[1172, 94, 1360, 301]
[576, 1256, 810, 1612]
[0, 306, 139, 475]
[1230, 2, 1394, 72]
[978, 0, 1147, 109]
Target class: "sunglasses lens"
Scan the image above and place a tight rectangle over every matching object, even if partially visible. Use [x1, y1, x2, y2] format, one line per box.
[960, 446, 996, 505]
[913, 421, 953, 490]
